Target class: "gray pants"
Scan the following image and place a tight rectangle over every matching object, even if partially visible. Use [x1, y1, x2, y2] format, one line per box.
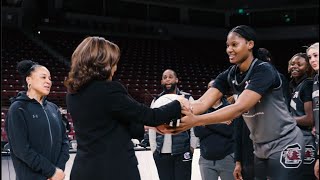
[198, 153, 235, 180]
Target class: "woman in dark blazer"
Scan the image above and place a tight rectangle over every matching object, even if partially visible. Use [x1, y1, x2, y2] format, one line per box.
[64, 36, 188, 180]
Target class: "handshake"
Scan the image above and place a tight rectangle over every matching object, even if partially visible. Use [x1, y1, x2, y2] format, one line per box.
[151, 94, 195, 134]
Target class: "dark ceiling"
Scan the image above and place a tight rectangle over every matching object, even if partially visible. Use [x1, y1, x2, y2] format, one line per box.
[128, 0, 319, 10]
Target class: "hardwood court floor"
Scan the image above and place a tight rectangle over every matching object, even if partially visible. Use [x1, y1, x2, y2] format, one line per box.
[2, 149, 217, 180]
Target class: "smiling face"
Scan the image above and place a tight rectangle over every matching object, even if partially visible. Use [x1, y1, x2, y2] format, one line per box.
[288, 56, 309, 79]
[26, 66, 52, 96]
[307, 47, 319, 71]
[226, 32, 254, 65]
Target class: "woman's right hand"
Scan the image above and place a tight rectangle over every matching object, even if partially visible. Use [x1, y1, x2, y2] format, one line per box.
[233, 161, 243, 180]
[48, 168, 65, 180]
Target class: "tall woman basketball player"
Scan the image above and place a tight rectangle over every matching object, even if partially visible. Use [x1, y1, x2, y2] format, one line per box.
[173, 25, 305, 180]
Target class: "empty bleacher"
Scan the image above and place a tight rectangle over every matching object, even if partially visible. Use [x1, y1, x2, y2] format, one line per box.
[2, 28, 231, 143]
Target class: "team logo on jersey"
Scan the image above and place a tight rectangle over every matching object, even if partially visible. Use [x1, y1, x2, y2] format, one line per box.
[183, 152, 192, 161]
[290, 100, 297, 111]
[292, 91, 299, 99]
[312, 89, 319, 98]
[52, 113, 58, 119]
[303, 145, 316, 164]
[244, 80, 250, 89]
[280, 143, 302, 168]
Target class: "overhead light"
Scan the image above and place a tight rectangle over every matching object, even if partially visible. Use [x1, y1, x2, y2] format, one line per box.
[238, 9, 244, 15]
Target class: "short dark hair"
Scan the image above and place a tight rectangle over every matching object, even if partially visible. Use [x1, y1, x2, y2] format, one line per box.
[162, 69, 178, 78]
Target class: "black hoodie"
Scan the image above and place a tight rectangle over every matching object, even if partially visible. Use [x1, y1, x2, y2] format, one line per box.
[5, 91, 70, 180]
[194, 97, 234, 160]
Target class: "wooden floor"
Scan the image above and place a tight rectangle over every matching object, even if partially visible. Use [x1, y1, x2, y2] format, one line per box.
[2, 149, 206, 180]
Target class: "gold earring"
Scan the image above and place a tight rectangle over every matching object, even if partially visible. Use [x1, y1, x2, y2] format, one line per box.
[28, 84, 31, 89]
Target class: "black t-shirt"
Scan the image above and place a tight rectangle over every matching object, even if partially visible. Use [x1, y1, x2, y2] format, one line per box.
[300, 82, 313, 102]
[289, 78, 313, 103]
[213, 60, 281, 96]
[289, 77, 313, 118]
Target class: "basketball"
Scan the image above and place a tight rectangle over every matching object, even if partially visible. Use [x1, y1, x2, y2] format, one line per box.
[151, 94, 181, 127]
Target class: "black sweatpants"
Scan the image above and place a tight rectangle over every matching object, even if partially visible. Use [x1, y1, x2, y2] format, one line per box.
[153, 151, 192, 180]
[254, 146, 305, 180]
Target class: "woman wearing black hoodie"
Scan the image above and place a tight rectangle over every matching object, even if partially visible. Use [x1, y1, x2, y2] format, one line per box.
[5, 60, 70, 180]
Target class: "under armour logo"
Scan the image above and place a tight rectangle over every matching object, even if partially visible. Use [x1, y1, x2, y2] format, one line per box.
[52, 113, 57, 118]
[32, 114, 39, 118]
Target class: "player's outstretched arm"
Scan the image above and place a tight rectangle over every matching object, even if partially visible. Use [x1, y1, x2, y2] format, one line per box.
[191, 88, 223, 115]
[173, 89, 262, 133]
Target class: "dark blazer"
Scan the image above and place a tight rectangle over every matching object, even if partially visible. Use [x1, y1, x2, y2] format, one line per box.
[66, 80, 181, 180]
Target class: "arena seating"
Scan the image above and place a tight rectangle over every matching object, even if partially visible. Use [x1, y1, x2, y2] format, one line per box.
[1, 28, 230, 143]
[5, 28, 314, 143]
[2, 28, 69, 107]
[3, 28, 317, 143]
[1, 109, 8, 146]
[37, 30, 230, 100]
